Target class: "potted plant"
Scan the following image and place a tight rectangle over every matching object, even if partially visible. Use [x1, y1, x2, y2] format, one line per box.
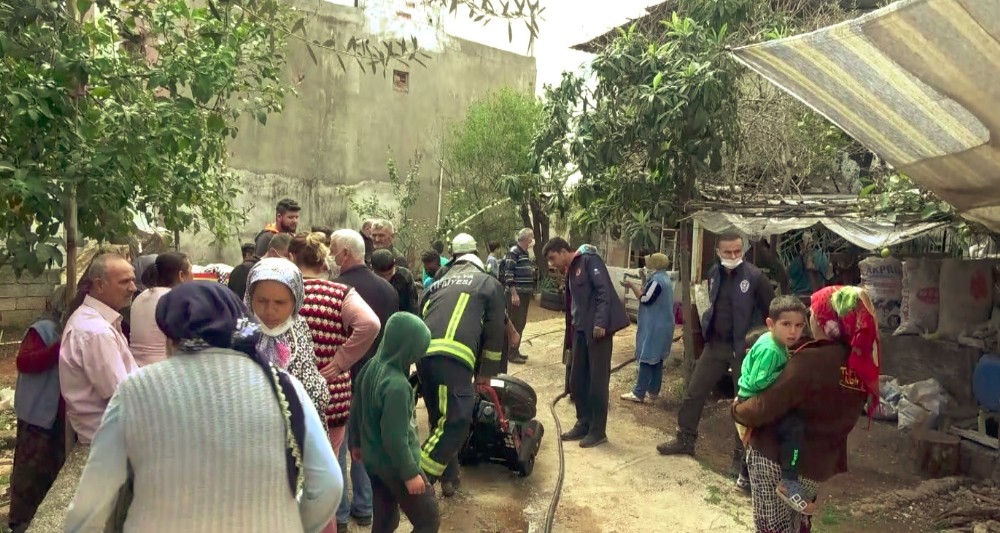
[538, 273, 565, 312]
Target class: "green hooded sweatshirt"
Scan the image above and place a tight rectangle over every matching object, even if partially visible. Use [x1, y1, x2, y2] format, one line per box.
[348, 312, 431, 481]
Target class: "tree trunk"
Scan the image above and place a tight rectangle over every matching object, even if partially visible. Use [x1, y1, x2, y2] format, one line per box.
[679, 218, 696, 386]
[529, 196, 550, 279]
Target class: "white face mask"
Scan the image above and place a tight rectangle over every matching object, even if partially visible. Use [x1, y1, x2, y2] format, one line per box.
[720, 257, 743, 270]
[259, 316, 294, 337]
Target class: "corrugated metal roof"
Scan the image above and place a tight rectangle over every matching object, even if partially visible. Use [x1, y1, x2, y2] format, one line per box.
[733, 0, 1000, 231]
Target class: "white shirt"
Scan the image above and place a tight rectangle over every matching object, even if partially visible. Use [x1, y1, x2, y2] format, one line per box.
[129, 287, 171, 367]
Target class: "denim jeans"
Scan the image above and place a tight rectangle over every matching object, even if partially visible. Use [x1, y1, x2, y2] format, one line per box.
[633, 361, 664, 399]
[337, 429, 373, 523]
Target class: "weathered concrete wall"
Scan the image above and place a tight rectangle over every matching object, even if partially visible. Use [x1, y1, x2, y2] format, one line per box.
[180, 1, 537, 264]
[0, 267, 60, 329]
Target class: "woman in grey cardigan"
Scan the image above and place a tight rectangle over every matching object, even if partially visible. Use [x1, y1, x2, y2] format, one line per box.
[65, 282, 341, 532]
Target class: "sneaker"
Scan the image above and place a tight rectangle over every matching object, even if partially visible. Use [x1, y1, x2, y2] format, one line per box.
[579, 434, 608, 448]
[561, 424, 589, 441]
[350, 513, 372, 526]
[620, 392, 644, 403]
[776, 480, 817, 515]
[508, 353, 528, 365]
[656, 435, 695, 456]
[735, 474, 752, 495]
[337, 523, 349, 533]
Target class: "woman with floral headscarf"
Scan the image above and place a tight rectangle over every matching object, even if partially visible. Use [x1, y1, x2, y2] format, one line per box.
[245, 257, 331, 413]
[65, 282, 341, 532]
[733, 285, 877, 533]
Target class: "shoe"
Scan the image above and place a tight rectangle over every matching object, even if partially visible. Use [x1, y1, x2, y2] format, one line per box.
[561, 424, 589, 441]
[337, 522, 349, 533]
[579, 434, 608, 448]
[350, 513, 372, 526]
[656, 435, 695, 456]
[509, 353, 528, 365]
[620, 392, 644, 403]
[776, 480, 816, 515]
[735, 474, 752, 495]
[441, 478, 460, 498]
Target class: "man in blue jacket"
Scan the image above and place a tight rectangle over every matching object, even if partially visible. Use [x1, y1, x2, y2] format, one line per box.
[543, 238, 630, 448]
[657, 232, 774, 492]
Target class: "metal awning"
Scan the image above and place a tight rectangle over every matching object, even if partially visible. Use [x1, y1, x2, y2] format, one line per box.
[692, 210, 944, 250]
[732, 0, 1000, 232]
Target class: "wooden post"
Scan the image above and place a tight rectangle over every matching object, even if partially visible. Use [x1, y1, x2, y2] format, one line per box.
[679, 219, 695, 385]
[910, 428, 961, 478]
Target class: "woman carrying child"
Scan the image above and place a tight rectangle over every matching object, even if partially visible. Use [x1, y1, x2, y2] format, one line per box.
[733, 286, 880, 533]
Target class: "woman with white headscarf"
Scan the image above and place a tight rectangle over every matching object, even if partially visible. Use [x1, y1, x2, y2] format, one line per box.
[620, 253, 676, 403]
[246, 258, 330, 413]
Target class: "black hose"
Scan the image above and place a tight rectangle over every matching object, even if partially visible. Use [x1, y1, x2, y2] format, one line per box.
[542, 356, 635, 532]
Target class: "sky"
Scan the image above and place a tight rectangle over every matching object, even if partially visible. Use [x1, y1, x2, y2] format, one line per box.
[440, 0, 659, 94]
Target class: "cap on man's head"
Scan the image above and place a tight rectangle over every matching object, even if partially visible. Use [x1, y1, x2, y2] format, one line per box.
[371, 249, 395, 273]
[276, 198, 301, 214]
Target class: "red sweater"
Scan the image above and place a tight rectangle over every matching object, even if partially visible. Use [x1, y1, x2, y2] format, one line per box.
[300, 279, 353, 427]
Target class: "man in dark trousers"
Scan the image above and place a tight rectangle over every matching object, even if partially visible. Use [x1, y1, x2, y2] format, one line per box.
[656, 232, 774, 492]
[543, 238, 629, 449]
[253, 198, 301, 258]
[330, 228, 399, 529]
[501, 228, 536, 364]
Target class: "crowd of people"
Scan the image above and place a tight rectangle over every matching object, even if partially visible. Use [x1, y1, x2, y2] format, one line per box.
[4, 195, 882, 533]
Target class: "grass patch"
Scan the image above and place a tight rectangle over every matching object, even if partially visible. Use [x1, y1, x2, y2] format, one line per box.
[818, 504, 847, 528]
[705, 484, 723, 505]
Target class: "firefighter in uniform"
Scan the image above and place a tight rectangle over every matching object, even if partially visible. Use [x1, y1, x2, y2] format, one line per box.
[418, 233, 506, 497]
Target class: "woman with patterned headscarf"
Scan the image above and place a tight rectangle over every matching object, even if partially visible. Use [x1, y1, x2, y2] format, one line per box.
[245, 258, 331, 414]
[65, 282, 341, 532]
[733, 285, 876, 533]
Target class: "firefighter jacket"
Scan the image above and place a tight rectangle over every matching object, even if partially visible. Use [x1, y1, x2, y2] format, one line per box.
[420, 256, 506, 378]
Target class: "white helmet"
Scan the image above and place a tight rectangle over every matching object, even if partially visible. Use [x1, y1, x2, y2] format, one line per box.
[451, 233, 478, 254]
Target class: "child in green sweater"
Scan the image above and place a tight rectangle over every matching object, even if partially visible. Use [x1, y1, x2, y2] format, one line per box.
[349, 313, 440, 533]
[736, 296, 812, 515]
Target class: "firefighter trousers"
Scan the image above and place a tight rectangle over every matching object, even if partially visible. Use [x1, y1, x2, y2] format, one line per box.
[417, 355, 475, 483]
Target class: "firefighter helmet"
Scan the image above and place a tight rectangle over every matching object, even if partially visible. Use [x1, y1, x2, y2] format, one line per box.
[451, 233, 478, 254]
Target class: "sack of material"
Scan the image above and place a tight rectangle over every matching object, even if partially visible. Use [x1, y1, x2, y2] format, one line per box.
[859, 257, 903, 330]
[937, 259, 995, 340]
[894, 259, 941, 336]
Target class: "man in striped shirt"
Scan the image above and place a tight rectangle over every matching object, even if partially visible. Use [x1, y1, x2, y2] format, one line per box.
[502, 228, 535, 365]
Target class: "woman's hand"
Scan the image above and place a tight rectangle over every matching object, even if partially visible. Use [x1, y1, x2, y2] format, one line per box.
[320, 362, 343, 381]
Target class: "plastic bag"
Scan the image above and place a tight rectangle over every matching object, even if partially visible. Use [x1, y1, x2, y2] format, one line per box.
[896, 378, 951, 430]
[874, 375, 901, 421]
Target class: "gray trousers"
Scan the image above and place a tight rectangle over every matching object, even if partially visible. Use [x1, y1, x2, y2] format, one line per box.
[677, 340, 747, 469]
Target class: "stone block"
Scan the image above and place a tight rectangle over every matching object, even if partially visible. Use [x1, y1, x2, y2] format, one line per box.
[17, 296, 46, 310]
[959, 440, 999, 480]
[0, 284, 26, 298]
[0, 298, 16, 312]
[0, 267, 16, 284]
[47, 270, 64, 284]
[882, 335, 981, 407]
[0, 309, 38, 328]
[25, 283, 57, 297]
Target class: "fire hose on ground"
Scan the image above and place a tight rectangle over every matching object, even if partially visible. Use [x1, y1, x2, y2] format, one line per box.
[541, 333, 683, 533]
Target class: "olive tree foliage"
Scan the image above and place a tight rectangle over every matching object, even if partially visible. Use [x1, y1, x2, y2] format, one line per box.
[0, 0, 544, 277]
[443, 87, 549, 270]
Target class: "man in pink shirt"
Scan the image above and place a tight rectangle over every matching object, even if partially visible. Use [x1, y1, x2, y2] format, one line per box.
[60, 253, 139, 445]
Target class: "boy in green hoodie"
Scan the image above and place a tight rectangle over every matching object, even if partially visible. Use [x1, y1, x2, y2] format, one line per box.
[349, 313, 440, 533]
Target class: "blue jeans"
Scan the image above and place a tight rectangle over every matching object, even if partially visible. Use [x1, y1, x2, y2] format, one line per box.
[633, 361, 664, 399]
[337, 429, 373, 522]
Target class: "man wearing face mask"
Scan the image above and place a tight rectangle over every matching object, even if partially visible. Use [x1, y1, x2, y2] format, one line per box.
[656, 232, 774, 493]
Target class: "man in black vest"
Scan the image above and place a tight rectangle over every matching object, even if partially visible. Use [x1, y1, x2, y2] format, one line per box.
[657, 232, 774, 491]
[330, 228, 398, 529]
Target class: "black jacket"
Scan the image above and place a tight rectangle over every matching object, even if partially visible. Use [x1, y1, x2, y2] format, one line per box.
[701, 261, 773, 357]
[335, 264, 400, 382]
[564, 245, 629, 339]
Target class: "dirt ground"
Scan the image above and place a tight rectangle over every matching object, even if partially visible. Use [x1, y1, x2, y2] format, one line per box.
[0, 310, 977, 532]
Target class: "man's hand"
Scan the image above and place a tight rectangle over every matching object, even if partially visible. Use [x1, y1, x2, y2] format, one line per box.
[405, 474, 427, 495]
[511, 291, 521, 307]
[320, 362, 343, 381]
[593, 326, 606, 339]
[350, 448, 362, 463]
[507, 329, 521, 351]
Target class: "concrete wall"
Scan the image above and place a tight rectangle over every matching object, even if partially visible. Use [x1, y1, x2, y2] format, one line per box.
[0, 267, 60, 329]
[181, 0, 537, 264]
